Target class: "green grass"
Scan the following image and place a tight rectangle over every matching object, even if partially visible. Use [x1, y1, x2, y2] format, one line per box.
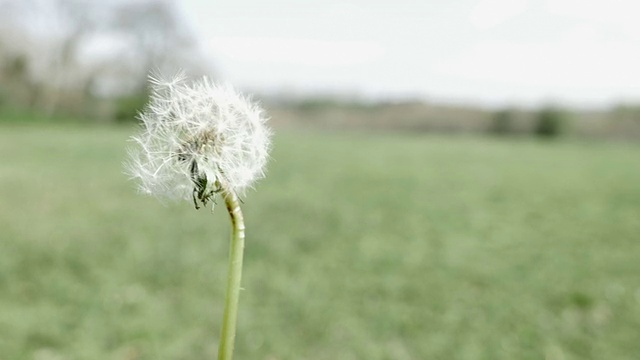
[1, 124, 639, 360]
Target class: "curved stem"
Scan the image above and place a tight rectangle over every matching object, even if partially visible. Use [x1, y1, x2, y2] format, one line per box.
[217, 187, 245, 360]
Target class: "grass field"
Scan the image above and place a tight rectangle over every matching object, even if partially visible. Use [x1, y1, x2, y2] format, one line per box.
[0, 124, 639, 360]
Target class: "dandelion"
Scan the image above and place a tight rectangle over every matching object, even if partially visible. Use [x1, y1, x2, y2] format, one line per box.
[126, 72, 271, 206]
[125, 72, 272, 360]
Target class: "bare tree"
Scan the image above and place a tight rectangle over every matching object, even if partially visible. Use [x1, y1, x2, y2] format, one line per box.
[0, 0, 213, 119]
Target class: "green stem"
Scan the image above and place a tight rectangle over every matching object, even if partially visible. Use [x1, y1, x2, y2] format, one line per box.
[217, 188, 245, 360]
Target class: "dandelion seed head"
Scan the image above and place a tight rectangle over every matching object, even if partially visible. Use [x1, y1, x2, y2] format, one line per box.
[125, 72, 272, 203]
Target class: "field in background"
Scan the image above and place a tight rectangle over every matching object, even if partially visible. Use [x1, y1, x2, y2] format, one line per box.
[1, 124, 640, 359]
[266, 100, 640, 140]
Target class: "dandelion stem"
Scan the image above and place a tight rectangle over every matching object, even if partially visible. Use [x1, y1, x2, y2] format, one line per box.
[217, 186, 245, 360]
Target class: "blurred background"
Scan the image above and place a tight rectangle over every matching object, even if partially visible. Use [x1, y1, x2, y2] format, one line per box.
[2, 0, 640, 135]
[1, 0, 639, 359]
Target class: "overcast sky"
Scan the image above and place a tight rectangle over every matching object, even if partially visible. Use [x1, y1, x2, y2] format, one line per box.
[181, 0, 640, 108]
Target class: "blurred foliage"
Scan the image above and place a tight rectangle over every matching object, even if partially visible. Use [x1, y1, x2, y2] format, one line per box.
[288, 97, 381, 115]
[0, 107, 84, 125]
[113, 94, 150, 123]
[0, 0, 211, 122]
[613, 104, 640, 125]
[534, 106, 570, 138]
[489, 108, 516, 135]
[2, 85, 640, 141]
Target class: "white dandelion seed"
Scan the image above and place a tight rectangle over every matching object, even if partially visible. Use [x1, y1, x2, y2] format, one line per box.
[125, 72, 272, 206]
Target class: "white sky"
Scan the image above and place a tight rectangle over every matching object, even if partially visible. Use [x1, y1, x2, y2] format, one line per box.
[181, 0, 640, 108]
